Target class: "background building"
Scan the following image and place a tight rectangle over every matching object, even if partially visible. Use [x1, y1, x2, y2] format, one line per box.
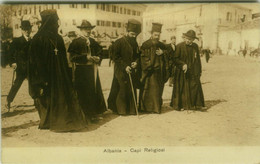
[143, 3, 258, 53]
[10, 4, 146, 44]
[1, 3, 259, 54]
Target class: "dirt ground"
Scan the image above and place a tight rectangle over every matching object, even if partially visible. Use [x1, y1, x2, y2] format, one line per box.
[1, 55, 260, 147]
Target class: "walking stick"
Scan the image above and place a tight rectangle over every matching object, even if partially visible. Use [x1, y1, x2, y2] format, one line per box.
[7, 65, 17, 112]
[128, 72, 139, 118]
[11, 65, 17, 86]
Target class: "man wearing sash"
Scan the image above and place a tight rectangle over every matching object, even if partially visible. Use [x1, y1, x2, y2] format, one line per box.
[68, 20, 107, 122]
[170, 30, 205, 111]
[139, 23, 169, 114]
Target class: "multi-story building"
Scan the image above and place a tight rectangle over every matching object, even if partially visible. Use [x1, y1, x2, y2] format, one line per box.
[11, 4, 146, 43]
[143, 3, 254, 52]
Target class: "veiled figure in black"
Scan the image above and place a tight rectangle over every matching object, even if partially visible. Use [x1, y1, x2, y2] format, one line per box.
[170, 30, 205, 111]
[28, 9, 87, 132]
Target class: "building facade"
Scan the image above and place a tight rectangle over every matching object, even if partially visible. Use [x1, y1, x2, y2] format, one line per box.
[143, 3, 254, 52]
[11, 4, 146, 43]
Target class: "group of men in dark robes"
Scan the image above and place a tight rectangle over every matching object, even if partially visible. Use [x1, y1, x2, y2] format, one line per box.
[4, 9, 206, 132]
[108, 20, 206, 114]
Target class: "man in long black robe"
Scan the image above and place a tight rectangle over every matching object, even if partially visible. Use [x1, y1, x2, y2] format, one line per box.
[28, 9, 86, 132]
[139, 23, 169, 114]
[68, 20, 107, 121]
[107, 19, 141, 115]
[170, 30, 205, 111]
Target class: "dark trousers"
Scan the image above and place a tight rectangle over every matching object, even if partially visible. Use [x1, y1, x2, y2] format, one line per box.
[7, 72, 26, 103]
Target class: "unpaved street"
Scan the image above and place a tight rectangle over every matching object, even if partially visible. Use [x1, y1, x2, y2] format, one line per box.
[1, 55, 260, 147]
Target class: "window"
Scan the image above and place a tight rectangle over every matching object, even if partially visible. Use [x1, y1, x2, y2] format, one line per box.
[96, 4, 100, 9]
[106, 21, 111, 27]
[51, 4, 54, 9]
[112, 5, 116, 12]
[105, 4, 110, 11]
[15, 24, 19, 29]
[117, 22, 121, 28]
[70, 4, 77, 8]
[34, 6, 36, 14]
[39, 6, 41, 12]
[124, 8, 126, 14]
[112, 22, 116, 27]
[116, 6, 119, 13]
[14, 11, 17, 16]
[29, 8, 32, 14]
[24, 9, 28, 14]
[127, 9, 131, 15]
[226, 12, 230, 21]
[137, 11, 140, 16]
[199, 6, 202, 17]
[72, 19, 76, 25]
[132, 10, 136, 15]
[57, 4, 60, 9]
[101, 21, 105, 26]
[101, 4, 105, 10]
[97, 20, 100, 26]
[120, 7, 122, 14]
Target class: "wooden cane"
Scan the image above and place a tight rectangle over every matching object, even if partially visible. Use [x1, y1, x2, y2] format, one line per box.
[128, 72, 139, 118]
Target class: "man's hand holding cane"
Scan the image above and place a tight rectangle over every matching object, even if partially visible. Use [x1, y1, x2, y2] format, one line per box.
[125, 61, 139, 117]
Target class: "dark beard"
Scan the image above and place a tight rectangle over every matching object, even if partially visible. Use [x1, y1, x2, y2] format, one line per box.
[126, 36, 138, 48]
[151, 38, 159, 45]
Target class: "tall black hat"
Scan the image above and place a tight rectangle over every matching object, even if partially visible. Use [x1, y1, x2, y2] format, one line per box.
[151, 23, 162, 33]
[20, 20, 32, 31]
[127, 19, 141, 34]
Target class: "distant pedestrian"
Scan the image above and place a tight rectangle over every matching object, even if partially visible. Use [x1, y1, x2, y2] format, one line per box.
[201, 48, 212, 63]
[170, 30, 205, 111]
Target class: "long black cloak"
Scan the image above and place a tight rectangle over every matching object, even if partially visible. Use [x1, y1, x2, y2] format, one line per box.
[28, 19, 86, 132]
[170, 42, 205, 110]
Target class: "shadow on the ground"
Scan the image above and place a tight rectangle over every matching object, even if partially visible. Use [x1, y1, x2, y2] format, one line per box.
[80, 112, 119, 132]
[161, 103, 174, 114]
[2, 120, 40, 137]
[205, 99, 227, 110]
[201, 81, 212, 85]
[2, 107, 37, 118]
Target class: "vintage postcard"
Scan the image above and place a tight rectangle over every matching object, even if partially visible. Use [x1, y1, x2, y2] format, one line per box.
[1, 1, 260, 163]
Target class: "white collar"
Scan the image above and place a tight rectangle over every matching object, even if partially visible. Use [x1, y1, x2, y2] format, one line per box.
[23, 34, 30, 41]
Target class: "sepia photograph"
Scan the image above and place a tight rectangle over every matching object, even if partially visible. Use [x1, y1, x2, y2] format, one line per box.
[1, 1, 260, 163]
